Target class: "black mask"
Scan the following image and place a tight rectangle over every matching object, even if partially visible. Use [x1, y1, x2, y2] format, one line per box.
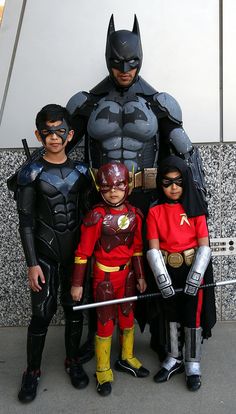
[38, 119, 69, 142]
[105, 14, 143, 85]
[161, 175, 183, 188]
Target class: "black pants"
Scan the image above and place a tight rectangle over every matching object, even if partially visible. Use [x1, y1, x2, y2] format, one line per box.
[162, 263, 203, 328]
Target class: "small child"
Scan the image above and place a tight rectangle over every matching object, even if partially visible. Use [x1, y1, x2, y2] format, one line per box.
[146, 155, 216, 391]
[71, 162, 149, 396]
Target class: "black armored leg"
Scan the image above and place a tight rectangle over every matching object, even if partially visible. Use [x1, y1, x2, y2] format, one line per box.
[18, 330, 47, 403]
[64, 319, 89, 389]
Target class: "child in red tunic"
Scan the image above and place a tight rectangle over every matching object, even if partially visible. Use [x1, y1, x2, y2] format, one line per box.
[71, 162, 149, 396]
[146, 155, 216, 391]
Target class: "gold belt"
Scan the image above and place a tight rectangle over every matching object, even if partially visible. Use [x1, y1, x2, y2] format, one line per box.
[129, 168, 157, 191]
[161, 249, 195, 268]
[95, 260, 131, 272]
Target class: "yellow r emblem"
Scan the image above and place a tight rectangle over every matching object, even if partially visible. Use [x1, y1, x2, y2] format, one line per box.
[180, 213, 190, 226]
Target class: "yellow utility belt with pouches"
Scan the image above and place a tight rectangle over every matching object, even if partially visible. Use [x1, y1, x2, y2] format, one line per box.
[129, 168, 157, 191]
[161, 248, 196, 268]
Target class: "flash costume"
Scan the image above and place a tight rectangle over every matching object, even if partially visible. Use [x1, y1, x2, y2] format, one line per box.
[71, 162, 149, 396]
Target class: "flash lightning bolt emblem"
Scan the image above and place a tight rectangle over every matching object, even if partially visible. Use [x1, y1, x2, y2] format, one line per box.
[118, 215, 130, 229]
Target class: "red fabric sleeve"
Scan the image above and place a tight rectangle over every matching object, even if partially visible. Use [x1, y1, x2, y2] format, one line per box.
[133, 211, 143, 254]
[74, 217, 102, 259]
[146, 208, 159, 240]
[194, 215, 209, 239]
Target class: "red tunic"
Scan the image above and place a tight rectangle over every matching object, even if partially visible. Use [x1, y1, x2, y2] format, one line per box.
[73, 203, 143, 336]
[146, 203, 208, 252]
[74, 204, 143, 265]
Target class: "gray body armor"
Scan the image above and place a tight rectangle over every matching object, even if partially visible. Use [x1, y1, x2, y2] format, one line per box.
[87, 92, 158, 173]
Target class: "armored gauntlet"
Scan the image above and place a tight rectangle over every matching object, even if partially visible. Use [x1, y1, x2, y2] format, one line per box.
[184, 246, 211, 296]
[146, 249, 175, 298]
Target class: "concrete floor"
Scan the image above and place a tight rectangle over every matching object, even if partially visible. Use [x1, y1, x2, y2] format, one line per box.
[0, 322, 236, 414]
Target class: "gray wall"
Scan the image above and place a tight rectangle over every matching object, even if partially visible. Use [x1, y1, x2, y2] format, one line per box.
[0, 0, 223, 146]
[1, 144, 236, 326]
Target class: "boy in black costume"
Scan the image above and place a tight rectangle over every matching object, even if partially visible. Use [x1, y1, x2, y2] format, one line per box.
[11, 104, 92, 403]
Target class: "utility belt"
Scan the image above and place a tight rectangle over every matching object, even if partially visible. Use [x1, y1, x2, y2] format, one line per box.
[95, 260, 131, 273]
[161, 248, 196, 268]
[91, 167, 157, 191]
[129, 168, 157, 191]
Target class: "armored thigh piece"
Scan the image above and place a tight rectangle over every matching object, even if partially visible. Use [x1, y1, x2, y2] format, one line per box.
[31, 257, 59, 322]
[120, 271, 136, 316]
[95, 272, 116, 325]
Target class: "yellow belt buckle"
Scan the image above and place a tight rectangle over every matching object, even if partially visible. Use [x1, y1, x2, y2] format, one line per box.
[167, 252, 183, 268]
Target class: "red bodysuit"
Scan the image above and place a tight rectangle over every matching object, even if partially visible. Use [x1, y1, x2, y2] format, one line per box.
[73, 202, 144, 336]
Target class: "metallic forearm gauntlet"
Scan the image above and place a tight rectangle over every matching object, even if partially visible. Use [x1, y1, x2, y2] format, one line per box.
[146, 249, 175, 298]
[184, 245, 211, 296]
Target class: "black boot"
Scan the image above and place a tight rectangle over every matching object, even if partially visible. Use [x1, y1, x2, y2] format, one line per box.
[154, 322, 184, 383]
[184, 327, 202, 392]
[18, 369, 41, 403]
[186, 374, 201, 391]
[18, 331, 46, 403]
[65, 359, 89, 389]
[64, 319, 89, 388]
[114, 326, 150, 378]
[114, 359, 150, 377]
[96, 381, 112, 397]
[153, 359, 184, 383]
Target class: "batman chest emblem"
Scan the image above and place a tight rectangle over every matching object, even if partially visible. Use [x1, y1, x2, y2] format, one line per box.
[87, 95, 158, 143]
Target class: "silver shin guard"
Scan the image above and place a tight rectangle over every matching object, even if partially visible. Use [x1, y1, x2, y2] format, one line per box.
[184, 327, 202, 376]
[162, 322, 183, 369]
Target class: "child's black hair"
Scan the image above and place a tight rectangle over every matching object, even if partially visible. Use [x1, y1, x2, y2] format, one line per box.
[35, 104, 72, 129]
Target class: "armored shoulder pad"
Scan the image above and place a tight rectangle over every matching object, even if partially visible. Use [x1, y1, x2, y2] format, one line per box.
[17, 161, 43, 186]
[66, 91, 89, 115]
[153, 92, 182, 123]
[83, 209, 104, 227]
[75, 162, 89, 177]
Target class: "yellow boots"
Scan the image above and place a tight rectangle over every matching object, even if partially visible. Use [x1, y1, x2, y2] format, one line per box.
[115, 326, 149, 378]
[95, 335, 113, 396]
[96, 327, 149, 397]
